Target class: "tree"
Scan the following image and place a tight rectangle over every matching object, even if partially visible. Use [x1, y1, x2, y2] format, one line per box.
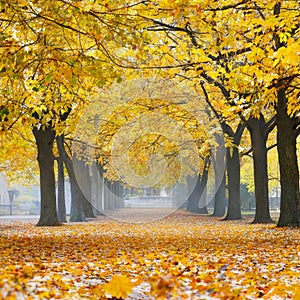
[0, 0, 148, 225]
[129, 0, 300, 226]
[272, 2, 300, 226]
[72, 155, 95, 219]
[277, 89, 300, 226]
[56, 134, 95, 222]
[80, 79, 222, 214]
[201, 84, 245, 220]
[7, 188, 19, 215]
[2, 0, 300, 227]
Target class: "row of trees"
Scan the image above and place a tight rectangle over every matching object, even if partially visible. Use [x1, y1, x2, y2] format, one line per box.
[0, 0, 299, 226]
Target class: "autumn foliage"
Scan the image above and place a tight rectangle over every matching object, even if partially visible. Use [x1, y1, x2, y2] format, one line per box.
[0, 212, 299, 299]
[0, 0, 299, 226]
[0, 0, 300, 297]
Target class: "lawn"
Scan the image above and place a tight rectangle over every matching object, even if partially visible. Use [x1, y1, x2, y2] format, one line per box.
[0, 210, 299, 299]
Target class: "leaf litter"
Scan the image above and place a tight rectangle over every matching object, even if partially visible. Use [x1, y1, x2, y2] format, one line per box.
[0, 211, 299, 299]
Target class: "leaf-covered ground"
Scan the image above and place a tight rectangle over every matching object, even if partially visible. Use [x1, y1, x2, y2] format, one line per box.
[0, 211, 299, 299]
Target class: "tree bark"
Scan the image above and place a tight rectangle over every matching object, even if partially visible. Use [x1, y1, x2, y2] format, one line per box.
[81, 195, 95, 218]
[33, 126, 60, 226]
[73, 157, 95, 218]
[187, 157, 210, 214]
[69, 172, 86, 222]
[200, 84, 244, 220]
[108, 180, 115, 210]
[56, 136, 85, 222]
[96, 163, 105, 214]
[247, 116, 273, 223]
[104, 178, 111, 210]
[198, 157, 210, 214]
[110, 181, 123, 209]
[212, 145, 226, 217]
[213, 174, 226, 217]
[187, 175, 202, 213]
[115, 181, 124, 208]
[224, 146, 243, 220]
[223, 123, 245, 220]
[91, 163, 103, 215]
[57, 155, 67, 223]
[277, 89, 300, 227]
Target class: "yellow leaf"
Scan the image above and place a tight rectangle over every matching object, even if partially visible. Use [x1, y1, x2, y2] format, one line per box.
[103, 275, 135, 299]
[292, 286, 300, 300]
[23, 265, 34, 278]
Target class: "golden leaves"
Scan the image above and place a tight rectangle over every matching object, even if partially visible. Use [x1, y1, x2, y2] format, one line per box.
[103, 275, 135, 299]
[150, 274, 177, 299]
[0, 213, 299, 299]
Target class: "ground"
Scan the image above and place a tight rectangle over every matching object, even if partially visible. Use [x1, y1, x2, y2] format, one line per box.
[0, 210, 299, 299]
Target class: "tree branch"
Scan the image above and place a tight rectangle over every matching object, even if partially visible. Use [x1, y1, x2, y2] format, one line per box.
[267, 143, 277, 152]
[206, 0, 249, 12]
[200, 72, 230, 99]
[266, 115, 277, 135]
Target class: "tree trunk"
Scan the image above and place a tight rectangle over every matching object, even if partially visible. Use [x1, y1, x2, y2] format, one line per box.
[247, 116, 273, 224]
[96, 164, 105, 214]
[212, 145, 226, 217]
[8, 191, 13, 215]
[69, 172, 86, 222]
[104, 179, 111, 210]
[57, 155, 67, 223]
[73, 157, 95, 218]
[198, 185, 208, 214]
[111, 181, 124, 209]
[81, 194, 95, 218]
[91, 163, 103, 215]
[277, 89, 300, 227]
[224, 147, 242, 220]
[33, 126, 60, 226]
[213, 174, 226, 217]
[187, 157, 210, 214]
[56, 136, 85, 222]
[187, 175, 202, 213]
[222, 123, 245, 220]
[108, 180, 114, 210]
[198, 157, 210, 214]
[115, 181, 124, 208]
[110, 181, 116, 209]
